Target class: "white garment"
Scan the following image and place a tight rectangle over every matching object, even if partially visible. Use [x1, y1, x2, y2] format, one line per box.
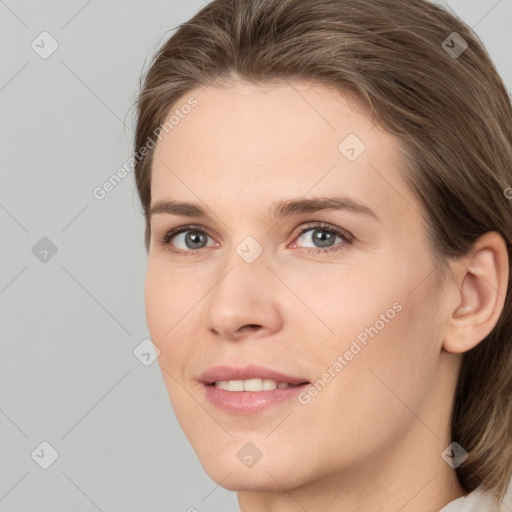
[439, 482, 512, 512]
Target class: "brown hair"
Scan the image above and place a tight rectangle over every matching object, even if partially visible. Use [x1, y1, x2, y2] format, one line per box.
[133, 0, 512, 502]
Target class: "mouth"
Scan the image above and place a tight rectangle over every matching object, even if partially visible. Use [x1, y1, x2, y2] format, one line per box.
[208, 378, 307, 391]
[199, 365, 311, 414]
[199, 364, 309, 388]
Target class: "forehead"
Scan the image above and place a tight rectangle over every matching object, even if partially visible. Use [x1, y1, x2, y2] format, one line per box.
[153, 80, 379, 170]
[150, 80, 418, 227]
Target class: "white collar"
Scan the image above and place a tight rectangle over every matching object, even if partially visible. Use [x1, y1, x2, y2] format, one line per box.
[438, 482, 511, 512]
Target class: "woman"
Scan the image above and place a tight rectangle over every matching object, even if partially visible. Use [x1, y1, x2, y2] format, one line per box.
[132, 0, 512, 510]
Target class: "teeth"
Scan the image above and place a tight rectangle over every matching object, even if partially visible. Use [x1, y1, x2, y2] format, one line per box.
[214, 378, 297, 391]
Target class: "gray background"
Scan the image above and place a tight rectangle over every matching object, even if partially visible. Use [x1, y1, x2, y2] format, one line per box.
[0, 1, 511, 511]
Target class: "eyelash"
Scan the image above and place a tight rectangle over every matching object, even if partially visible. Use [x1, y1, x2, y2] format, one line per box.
[158, 223, 354, 257]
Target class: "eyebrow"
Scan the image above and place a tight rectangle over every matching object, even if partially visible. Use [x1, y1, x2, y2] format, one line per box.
[149, 196, 379, 222]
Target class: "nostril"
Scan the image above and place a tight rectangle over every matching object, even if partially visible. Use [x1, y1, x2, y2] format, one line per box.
[243, 324, 261, 331]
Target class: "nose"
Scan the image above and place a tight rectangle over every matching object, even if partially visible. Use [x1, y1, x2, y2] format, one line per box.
[205, 253, 283, 341]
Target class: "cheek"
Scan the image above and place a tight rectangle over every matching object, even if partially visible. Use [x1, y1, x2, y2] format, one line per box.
[336, 284, 440, 424]
[299, 292, 441, 472]
[144, 262, 204, 380]
[144, 264, 182, 364]
[307, 264, 441, 413]
[144, 261, 189, 337]
[144, 268, 168, 339]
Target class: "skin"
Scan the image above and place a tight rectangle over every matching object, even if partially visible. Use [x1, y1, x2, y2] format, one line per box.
[144, 80, 509, 512]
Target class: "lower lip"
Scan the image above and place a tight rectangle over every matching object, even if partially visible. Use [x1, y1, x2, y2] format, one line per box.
[202, 383, 310, 414]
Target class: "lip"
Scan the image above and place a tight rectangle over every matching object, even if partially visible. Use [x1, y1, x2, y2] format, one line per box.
[199, 364, 311, 415]
[198, 364, 309, 386]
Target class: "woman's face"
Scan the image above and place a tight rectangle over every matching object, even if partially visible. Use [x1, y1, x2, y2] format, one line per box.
[145, 80, 456, 493]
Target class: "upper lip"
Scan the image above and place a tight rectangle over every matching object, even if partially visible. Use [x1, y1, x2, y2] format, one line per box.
[199, 364, 309, 385]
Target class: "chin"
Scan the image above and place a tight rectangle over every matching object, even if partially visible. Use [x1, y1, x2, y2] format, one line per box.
[197, 450, 312, 492]
[204, 466, 296, 492]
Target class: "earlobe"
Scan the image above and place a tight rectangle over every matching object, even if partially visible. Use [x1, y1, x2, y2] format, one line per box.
[443, 232, 509, 354]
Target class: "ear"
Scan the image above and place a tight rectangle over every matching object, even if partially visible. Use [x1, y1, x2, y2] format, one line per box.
[443, 231, 509, 354]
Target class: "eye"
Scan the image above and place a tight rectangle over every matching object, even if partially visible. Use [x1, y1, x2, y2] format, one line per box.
[158, 222, 354, 256]
[159, 224, 217, 256]
[291, 223, 354, 254]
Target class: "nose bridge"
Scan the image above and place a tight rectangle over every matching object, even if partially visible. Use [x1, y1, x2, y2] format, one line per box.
[210, 235, 269, 309]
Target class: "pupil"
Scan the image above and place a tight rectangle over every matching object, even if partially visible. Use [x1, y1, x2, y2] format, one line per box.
[186, 231, 206, 249]
[314, 230, 334, 247]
